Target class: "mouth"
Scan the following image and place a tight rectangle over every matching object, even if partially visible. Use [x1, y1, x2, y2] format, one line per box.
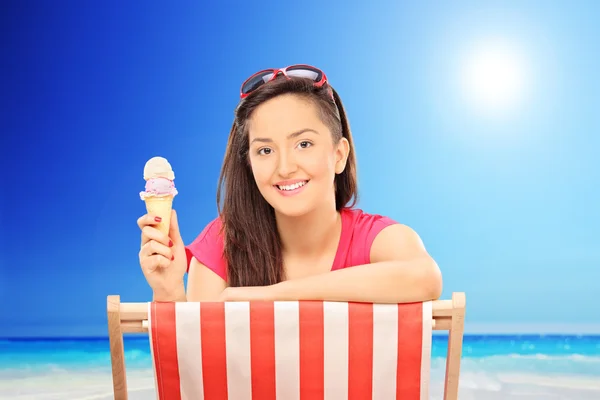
[274, 180, 309, 195]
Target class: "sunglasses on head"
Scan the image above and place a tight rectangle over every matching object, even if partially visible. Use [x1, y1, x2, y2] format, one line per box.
[240, 64, 329, 99]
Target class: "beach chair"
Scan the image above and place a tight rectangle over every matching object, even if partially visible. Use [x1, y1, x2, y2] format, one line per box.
[107, 292, 465, 399]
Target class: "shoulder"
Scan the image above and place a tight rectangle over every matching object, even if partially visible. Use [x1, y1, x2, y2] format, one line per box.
[369, 222, 428, 263]
[342, 208, 398, 243]
[343, 208, 397, 231]
[341, 208, 399, 265]
[341, 208, 428, 264]
[184, 216, 227, 280]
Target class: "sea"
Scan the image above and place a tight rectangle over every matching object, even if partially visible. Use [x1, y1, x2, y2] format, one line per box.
[1, 334, 599, 399]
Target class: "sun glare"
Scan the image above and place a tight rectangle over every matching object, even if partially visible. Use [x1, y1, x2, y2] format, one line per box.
[461, 39, 528, 115]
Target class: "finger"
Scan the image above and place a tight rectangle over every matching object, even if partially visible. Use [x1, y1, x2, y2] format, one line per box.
[169, 209, 184, 245]
[137, 213, 164, 230]
[141, 239, 173, 260]
[144, 254, 171, 272]
[141, 225, 172, 248]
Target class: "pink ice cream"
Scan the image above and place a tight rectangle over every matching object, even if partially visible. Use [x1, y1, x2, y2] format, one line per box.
[140, 177, 178, 199]
[139, 156, 178, 200]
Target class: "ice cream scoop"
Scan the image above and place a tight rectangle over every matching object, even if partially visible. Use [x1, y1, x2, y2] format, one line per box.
[143, 156, 176, 181]
[141, 176, 177, 198]
[140, 156, 178, 235]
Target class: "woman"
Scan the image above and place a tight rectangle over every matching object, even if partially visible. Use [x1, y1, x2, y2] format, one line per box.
[137, 64, 442, 303]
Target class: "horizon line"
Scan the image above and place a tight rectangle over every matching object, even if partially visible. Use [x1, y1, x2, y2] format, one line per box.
[2, 323, 600, 340]
[2, 333, 600, 341]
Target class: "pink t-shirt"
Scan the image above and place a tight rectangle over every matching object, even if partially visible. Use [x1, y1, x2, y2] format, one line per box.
[184, 208, 398, 281]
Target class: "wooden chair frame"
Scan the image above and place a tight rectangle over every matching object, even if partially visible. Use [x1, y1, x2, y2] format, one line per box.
[107, 292, 465, 400]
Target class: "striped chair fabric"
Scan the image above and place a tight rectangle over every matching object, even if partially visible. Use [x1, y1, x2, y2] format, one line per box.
[147, 300, 433, 400]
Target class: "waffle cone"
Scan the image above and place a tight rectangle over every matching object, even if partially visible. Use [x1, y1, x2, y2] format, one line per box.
[144, 195, 173, 235]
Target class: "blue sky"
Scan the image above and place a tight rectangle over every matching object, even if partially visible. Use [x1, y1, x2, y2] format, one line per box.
[1, 0, 598, 337]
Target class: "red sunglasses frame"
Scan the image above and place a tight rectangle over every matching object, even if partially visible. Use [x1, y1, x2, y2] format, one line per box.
[239, 64, 329, 99]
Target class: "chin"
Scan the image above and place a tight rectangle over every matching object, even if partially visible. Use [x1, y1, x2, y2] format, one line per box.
[265, 196, 316, 218]
[259, 182, 322, 218]
[273, 204, 314, 218]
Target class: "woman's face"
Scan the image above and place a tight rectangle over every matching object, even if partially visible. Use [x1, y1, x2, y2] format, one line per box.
[247, 94, 349, 217]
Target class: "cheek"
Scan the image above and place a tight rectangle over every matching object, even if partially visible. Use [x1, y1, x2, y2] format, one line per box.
[303, 150, 336, 179]
[249, 159, 274, 186]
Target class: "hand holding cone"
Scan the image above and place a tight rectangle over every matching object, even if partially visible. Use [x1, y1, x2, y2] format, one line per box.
[138, 156, 186, 300]
[139, 156, 178, 235]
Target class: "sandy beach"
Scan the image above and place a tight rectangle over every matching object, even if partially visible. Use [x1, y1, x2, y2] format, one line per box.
[2, 368, 600, 399]
[2, 334, 599, 399]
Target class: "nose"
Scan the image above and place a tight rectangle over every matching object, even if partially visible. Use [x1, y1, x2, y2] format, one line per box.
[277, 149, 298, 177]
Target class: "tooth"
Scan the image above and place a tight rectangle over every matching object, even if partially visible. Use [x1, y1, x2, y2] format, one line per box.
[278, 181, 306, 191]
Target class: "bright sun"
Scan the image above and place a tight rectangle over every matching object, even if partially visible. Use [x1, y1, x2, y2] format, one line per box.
[461, 40, 527, 115]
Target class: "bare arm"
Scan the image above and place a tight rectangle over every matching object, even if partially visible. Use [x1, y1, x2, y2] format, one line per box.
[186, 257, 227, 301]
[222, 224, 442, 303]
[272, 224, 442, 303]
[151, 258, 226, 302]
[153, 284, 187, 302]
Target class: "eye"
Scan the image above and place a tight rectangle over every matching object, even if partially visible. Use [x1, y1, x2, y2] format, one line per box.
[298, 141, 312, 149]
[257, 147, 272, 156]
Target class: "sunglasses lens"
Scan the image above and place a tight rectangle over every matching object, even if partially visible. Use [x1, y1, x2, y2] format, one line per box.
[285, 65, 323, 81]
[241, 71, 275, 95]
[241, 66, 325, 97]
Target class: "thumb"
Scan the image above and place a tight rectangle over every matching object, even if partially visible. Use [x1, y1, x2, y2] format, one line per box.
[169, 209, 184, 245]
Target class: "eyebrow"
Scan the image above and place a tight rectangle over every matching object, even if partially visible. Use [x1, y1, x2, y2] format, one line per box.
[250, 128, 319, 145]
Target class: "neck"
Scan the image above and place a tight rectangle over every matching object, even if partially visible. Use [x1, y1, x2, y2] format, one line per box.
[276, 202, 342, 258]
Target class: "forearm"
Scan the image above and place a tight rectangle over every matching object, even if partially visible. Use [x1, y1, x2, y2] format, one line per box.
[271, 257, 442, 304]
[152, 282, 187, 302]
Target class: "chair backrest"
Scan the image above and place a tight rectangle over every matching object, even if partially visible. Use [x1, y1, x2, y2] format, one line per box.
[107, 292, 465, 400]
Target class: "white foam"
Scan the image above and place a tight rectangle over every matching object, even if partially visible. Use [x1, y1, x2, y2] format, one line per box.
[1, 363, 600, 400]
[0, 368, 155, 400]
[505, 353, 600, 362]
[496, 373, 600, 390]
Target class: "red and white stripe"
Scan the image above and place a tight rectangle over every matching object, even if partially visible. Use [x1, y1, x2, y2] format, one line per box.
[148, 300, 432, 400]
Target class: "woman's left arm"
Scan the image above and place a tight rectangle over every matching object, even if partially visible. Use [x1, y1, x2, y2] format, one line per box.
[221, 224, 443, 303]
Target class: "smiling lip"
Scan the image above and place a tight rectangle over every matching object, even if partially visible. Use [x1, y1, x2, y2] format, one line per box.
[274, 179, 308, 186]
[273, 179, 309, 197]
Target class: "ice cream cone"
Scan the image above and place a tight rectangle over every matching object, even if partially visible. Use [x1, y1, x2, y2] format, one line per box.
[144, 195, 173, 236]
[140, 156, 178, 235]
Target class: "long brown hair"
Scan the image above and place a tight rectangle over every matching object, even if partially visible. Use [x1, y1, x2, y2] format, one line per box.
[216, 77, 358, 287]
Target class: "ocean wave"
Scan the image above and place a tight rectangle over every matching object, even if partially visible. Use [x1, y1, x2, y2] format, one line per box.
[439, 353, 600, 363]
[429, 354, 600, 377]
[431, 353, 600, 363]
[504, 353, 600, 362]
[0, 349, 152, 372]
[2, 353, 600, 374]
